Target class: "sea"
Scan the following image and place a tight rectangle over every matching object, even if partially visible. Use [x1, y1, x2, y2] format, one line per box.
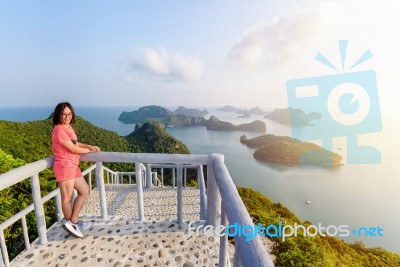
[0, 105, 399, 253]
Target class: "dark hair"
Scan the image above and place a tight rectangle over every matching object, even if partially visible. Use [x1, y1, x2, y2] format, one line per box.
[52, 102, 76, 125]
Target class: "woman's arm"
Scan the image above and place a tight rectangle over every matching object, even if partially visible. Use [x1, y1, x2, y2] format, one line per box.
[78, 142, 101, 152]
[62, 141, 99, 154]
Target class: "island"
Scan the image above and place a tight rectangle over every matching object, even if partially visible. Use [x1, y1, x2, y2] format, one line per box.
[118, 105, 174, 124]
[217, 105, 244, 113]
[248, 106, 268, 115]
[265, 107, 321, 126]
[206, 116, 266, 132]
[241, 134, 342, 167]
[238, 110, 251, 118]
[118, 105, 267, 132]
[174, 106, 208, 117]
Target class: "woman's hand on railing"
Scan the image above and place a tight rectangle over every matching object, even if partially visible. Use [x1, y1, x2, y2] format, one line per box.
[89, 146, 101, 152]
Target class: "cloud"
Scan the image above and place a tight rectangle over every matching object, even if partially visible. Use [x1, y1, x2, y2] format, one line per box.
[127, 46, 204, 82]
[225, 2, 345, 70]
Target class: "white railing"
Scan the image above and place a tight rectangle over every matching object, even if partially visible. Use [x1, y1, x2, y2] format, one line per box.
[0, 152, 274, 267]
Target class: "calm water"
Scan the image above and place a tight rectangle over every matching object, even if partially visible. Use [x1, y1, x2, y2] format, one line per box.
[0, 106, 399, 253]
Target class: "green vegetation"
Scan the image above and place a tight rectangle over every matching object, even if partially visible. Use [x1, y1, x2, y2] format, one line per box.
[0, 116, 129, 163]
[0, 149, 56, 259]
[238, 187, 400, 266]
[241, 134, 342, 167]
[126, 121, 189, 154]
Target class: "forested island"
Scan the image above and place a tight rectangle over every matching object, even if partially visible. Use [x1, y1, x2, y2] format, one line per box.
[217, 105, 268, 118]
[174, 106, 208, 117]
[118, 105, 266, 132]
[241, 134, 342, 167]
[265, 107, 321, 126]
[1, 115, 399, 266]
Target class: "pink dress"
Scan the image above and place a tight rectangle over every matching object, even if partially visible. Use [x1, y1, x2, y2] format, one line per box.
[52, 125, 82, 181]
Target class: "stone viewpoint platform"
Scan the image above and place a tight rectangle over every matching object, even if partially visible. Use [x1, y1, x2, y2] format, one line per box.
[11, 185, 223, 267]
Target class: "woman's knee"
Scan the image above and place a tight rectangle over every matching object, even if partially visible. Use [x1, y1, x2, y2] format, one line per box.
[80, 186, 90, 198]
[75, 179, 90, 197]
[61, 195, 73, 204]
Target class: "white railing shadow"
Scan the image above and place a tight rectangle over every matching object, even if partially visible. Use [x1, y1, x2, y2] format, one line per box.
[0, 152, 274, 267]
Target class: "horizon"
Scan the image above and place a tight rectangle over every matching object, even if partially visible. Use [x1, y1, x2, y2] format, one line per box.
[0, 104, 279, 111]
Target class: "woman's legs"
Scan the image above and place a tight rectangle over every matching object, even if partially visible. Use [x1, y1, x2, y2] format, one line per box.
[58, 179, 75, 221]
[70, 177, 89, 223]
[58, 177, 89, 223]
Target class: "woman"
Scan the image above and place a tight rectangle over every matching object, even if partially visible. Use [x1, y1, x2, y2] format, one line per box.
[52, 102, 100, 238]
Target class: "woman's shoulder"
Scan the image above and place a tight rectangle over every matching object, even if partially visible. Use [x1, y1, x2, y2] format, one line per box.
[53, 124, 63, 131]
[53, 124, 73, 133]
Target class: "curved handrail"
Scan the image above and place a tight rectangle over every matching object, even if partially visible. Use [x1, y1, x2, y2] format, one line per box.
[0, 157, 54, 191]
[210, 153, 274, 267]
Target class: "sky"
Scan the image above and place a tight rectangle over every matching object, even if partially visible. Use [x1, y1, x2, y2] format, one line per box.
[1, 0, 400, 114]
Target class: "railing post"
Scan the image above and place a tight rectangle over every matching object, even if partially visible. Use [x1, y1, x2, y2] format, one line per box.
[206, 155, 221, 227]
[30, 174, 47, 245]
[197, 165, 207, 220]
[177, 164, 183, 225]
[183, 167, 187, 188]
[135, 162, 145, 222]
[54, 189, 63, 221]
[0, 231, 8, 267]
[21, 217, 30, 250]
[152, 172, 157, 186]
[146, 163, 151, 189]
[88, 171, 92, 192]
[172, 168, 176, 188]
[233, 243, 243, 267]
[95, 162, 108, 219]
[219, 201, 229, 267]
[161, 168, 164, 187]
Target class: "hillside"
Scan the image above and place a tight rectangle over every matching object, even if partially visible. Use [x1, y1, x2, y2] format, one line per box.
[238, 187, 400, 266]
[0, 116, 129, 163]
[0, 115, 188, 164]
[126, 121, 189, 154]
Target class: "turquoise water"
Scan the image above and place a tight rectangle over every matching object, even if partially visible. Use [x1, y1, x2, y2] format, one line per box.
[0, 106, 399, 252]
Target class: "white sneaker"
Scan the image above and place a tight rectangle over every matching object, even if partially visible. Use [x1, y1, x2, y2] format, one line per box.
[63, 220, 83, 238]
[79, 221, 92, 231]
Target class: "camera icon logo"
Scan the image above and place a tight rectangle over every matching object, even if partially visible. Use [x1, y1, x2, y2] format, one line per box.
[286, 40, 382, 164]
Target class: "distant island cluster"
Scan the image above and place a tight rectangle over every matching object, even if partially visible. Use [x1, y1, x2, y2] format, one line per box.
[217, 105, 321, 125]
[118, 105, 266, 132]
[118, 105, 341, 167]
